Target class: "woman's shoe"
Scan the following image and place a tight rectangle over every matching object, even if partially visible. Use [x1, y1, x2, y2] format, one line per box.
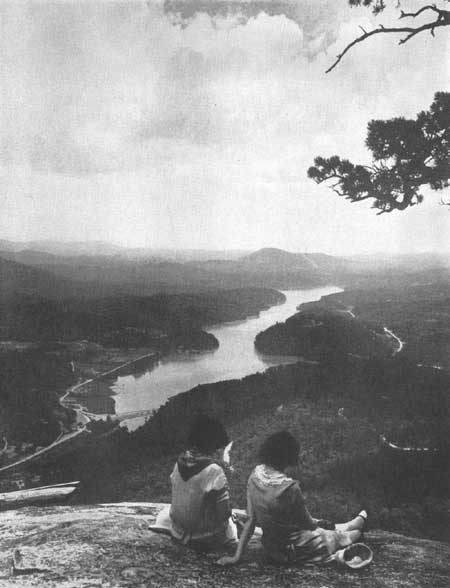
[356, 509, 369, 534]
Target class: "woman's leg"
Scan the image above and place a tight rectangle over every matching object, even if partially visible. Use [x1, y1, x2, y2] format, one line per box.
[318, 510, 367, 557]
[339, 529, 362, 543]
[335, 510, 367, 533]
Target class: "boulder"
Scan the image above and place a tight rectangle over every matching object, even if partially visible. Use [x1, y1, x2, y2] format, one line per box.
[0, 503, 448, 588]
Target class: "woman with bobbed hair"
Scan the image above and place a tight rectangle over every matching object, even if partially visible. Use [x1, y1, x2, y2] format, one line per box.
[218, 430, 366, 566]
[150, 415, 238, 551]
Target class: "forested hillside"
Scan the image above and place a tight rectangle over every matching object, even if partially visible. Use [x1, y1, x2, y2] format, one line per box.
[0, 347, 75, 450]
[0, 288, 284, 346]
[254, 309, 394, 359]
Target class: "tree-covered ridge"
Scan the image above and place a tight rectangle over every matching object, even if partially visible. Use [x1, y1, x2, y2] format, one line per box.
[304, 279, 450, 372]
[0, 288, 284, 347]
[0, 248, 327, 299]
[308, 93, 450, 213]
[254, 308, 394, 359]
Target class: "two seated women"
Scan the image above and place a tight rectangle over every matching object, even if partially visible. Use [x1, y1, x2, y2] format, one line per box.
[153, 416, 367, 566]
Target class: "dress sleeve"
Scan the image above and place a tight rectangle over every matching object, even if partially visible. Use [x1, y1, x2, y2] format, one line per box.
[246, 485, 257, 523]
[286, 482, 317, 530]
[207, 465, 228, 491]
[206, 465, 232, 521]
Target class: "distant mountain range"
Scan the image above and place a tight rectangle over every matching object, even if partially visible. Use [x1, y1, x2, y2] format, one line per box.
[0, 244, 332, 300]
[1, 240, 449, 302]
[1, 239, 448, 266]
[0, 239, 128, 257]
[0, 257, 130, 301]
[0, 257, 83, 301]
[0, 239, 248, 261]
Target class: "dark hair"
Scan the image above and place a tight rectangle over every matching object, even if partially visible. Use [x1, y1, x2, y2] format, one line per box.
[187, 415, 230, 454]
[258, 430, 300, 471]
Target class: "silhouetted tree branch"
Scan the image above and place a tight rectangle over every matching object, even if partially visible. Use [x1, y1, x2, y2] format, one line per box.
[308, 93, 450, 213]
[327, 1, 450, 72]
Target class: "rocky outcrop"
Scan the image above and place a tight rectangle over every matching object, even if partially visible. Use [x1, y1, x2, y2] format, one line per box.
[0, 503, 449, 588]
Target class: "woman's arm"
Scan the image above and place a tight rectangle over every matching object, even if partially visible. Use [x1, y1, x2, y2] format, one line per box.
[217, 495, 257, 566]
[216, 513, 256, 566]
[301, 505, 318, 530]
[206, 467, 233, 524]
[209, 485, 232, 523]
[289, 483, 317, 531]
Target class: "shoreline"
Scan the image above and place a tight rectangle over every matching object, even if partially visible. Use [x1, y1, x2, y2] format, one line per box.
[0, 349, 161, 475]
[0, 295, 282, 473]
[0, 286, 355, 474]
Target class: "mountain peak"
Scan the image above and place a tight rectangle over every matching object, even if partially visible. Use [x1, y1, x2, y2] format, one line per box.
[245, 248, 302, 263]
[243, 248, 324, 270]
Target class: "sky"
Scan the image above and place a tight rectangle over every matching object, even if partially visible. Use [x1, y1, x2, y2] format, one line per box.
[1, 0, 450, 255]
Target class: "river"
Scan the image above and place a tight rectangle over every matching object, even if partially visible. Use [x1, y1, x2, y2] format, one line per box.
[111, 286, 342, 429]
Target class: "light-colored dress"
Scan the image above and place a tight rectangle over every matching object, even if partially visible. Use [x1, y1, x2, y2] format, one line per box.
[247, 465, 355, 563]
[152, 449, 237, 550]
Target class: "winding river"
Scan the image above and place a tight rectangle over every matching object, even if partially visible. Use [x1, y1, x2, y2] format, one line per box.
[111, 286, 342, 429]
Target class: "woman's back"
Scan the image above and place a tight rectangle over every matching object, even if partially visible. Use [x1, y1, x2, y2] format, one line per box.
[216, 431, 366, 567]
[170, 453, 228, 539]
[247, 465, 317, 559]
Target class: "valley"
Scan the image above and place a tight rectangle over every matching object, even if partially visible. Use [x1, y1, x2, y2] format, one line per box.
[0, 242, 449, 544]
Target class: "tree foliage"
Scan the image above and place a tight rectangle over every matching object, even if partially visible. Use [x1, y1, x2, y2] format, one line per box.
[327, 1, 450, 72]
[308, 92, 450, 213]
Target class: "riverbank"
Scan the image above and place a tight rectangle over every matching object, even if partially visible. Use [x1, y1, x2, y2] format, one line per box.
[110, 287, 341, 425]
[0, 347, 164, 479]
[0, 287, 296, 475]
[65, 347, 161, 415]
[53, 287, 289, 419]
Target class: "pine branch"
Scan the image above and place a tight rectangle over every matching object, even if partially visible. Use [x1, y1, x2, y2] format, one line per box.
[327, 7, 450, 73]
[399, 6, 442, 20]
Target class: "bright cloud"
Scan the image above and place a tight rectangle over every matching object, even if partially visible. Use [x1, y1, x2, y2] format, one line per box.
[1, 0, 449, 254]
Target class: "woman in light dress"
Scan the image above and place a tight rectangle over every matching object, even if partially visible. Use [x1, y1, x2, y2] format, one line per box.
[218, 430, 367, 566]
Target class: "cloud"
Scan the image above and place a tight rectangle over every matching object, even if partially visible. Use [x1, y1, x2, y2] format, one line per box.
[162, 0, 346, 61]
[1, 1, 446, 178]
[1, 1, 318, 174]
[162, 0, 341, 33]
[163, 0, 299, 22]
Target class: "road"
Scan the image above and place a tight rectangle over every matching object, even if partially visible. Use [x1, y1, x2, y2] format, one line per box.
[383, 327, 404, 355]
[340, 306, 404, 356]
[0, 352, 158, 474]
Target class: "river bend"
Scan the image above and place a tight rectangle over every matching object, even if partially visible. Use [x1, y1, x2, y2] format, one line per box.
[112, 286, 342, 428]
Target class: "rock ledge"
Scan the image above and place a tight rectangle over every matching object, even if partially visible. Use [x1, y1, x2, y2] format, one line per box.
[0, 503, 449, 587]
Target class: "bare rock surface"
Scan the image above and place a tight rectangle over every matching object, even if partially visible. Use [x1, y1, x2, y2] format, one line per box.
[0, 503, 449, 588]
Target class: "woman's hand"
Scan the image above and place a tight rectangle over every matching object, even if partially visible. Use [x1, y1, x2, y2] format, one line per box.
[218, 503, 256, 567]
[316, 518, 335, 530]
[216, 554, 239, 566]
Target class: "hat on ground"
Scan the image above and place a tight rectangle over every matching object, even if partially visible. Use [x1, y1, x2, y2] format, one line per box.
[334, 543, 373, 569]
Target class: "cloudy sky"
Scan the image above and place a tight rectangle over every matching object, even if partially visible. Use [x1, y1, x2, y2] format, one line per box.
[1, 0, 449, 254]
